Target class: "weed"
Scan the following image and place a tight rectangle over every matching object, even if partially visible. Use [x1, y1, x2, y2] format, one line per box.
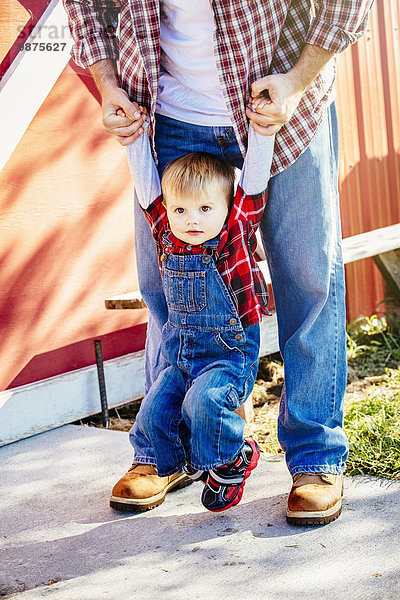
[344, 392, 400, 479]
[346, 314, 400, 378]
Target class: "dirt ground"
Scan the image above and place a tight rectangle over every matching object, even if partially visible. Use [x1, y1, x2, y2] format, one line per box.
[244, 357, 400, 452]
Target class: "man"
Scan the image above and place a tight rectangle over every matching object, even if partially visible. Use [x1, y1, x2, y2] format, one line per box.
[64, 0, 374, 525]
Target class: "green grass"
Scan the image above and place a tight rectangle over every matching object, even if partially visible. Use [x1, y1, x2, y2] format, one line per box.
[344, 314, 400, 479]
[344, 391, 400, 479]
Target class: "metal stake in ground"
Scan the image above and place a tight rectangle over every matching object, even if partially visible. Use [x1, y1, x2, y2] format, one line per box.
[94, 339, 110, 427]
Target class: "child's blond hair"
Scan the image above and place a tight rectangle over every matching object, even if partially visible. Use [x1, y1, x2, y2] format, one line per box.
[161, 152, 235, 207]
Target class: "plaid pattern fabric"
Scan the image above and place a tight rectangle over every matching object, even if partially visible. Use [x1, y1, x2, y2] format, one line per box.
[64, 0, 373, 175]
[144, 186, 269, 328]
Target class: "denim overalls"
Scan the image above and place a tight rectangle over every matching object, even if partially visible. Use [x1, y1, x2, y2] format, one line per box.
[130, 235, 261, 476]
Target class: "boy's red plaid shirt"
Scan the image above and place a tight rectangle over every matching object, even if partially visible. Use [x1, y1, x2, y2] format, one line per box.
[145, 186, 269, 328]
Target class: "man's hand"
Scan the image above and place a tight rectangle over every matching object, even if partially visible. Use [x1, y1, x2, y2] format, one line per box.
[246, 72, 305, 136]
[246, 44, 334, 136]
[89, 58, 146, 146]
[101, 85, 147, 146]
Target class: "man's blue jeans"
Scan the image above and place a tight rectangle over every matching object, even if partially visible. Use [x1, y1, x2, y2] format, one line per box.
[131, 103, 349, 476]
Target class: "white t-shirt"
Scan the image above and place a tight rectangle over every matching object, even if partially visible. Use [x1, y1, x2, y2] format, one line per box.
[156, 0, 231, 126]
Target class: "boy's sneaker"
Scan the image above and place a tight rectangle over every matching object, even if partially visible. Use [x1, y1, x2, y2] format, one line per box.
[184, 464, 208, 483]
[201, 439, 260, 512]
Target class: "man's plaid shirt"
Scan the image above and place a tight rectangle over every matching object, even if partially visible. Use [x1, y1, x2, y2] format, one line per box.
[63, 0, 373, 174]
[144, 186, 269, 328]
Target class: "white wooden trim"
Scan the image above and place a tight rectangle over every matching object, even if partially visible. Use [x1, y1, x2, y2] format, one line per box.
[0, 350, 145, 447]
[0, 0, 73, 171]
[0, 313, 280, 446]
[255, 224, 400, 285]
[342, 223, 400, 264]
[105, 291, 147, 310]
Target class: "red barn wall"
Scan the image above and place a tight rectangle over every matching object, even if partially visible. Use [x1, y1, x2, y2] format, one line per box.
[336, 0, 400, 321]
[1, 0, 399, 395]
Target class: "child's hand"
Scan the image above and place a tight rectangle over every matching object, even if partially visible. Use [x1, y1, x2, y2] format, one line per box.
[112, 105, 148, 144]
[116, 105, 147, 119]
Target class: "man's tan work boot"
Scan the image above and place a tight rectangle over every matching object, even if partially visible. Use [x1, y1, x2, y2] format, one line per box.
[286, 473, 344, 525]
[110, 463, 192, 511]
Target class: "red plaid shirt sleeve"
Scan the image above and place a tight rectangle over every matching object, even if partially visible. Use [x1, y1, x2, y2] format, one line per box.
[143, 196, 168, 248]
[64, 1, 374, 176]
[306, 1, 374, 53]
[62, 1, 120, 68]
[215, 185, 269, 327]
[229, 187, 267, 232]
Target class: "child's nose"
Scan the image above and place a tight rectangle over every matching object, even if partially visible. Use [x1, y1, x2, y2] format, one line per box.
[187, 212, 199, 225]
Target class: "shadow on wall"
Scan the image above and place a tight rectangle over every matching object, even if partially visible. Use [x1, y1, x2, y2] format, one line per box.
[335, 0, 400, 320]
[0, 62, 143, 391]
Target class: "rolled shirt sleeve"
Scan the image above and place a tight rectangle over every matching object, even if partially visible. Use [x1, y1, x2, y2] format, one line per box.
[62, 0, 120, 68]
[306, 0, 375, 54]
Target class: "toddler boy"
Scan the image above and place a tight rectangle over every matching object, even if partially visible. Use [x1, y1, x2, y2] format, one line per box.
[119, 122, 274, 512]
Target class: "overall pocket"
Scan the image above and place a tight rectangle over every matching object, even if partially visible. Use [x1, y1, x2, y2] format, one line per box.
[163, 268, 206, 312]
[215, 329, 246, 376]
[215, 329, 246, 353]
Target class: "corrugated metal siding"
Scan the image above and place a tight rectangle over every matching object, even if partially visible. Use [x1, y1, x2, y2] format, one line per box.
[336, 0, 400, 320]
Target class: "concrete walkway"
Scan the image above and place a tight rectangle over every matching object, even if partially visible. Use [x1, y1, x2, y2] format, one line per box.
[1, 425, 399, 600]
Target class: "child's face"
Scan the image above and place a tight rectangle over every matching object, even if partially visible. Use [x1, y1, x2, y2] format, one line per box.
[165, 185, 229, 246]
